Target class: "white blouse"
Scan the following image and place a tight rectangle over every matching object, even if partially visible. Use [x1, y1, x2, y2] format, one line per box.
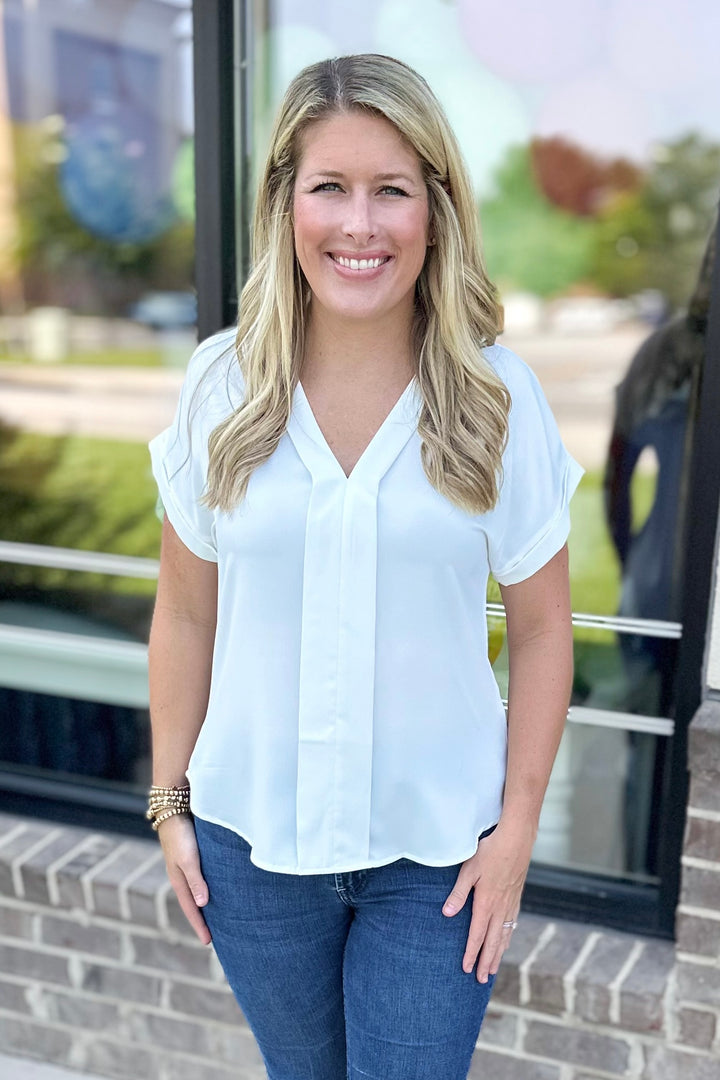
[149, 327, 584, 875]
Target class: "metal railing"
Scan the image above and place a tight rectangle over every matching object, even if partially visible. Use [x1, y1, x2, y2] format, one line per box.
[2, 542, 683, 640]
[0, 541, 679, 732]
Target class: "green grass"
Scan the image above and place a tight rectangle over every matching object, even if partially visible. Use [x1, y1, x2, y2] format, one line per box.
[0, 348, 165, 368]
[0, 427, 160, 598]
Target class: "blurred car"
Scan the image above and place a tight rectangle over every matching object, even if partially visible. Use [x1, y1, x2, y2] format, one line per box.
[128, 291, 197, 331]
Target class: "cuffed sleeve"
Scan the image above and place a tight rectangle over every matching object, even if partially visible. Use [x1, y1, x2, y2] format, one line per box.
[486, 346, 584, 586]
[148, 328, 241, 562]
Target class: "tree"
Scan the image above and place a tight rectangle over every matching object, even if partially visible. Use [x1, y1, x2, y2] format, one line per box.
[479, 144, 597, 298]
[12, 123, 195, 314]
[481, 132, 720, 307]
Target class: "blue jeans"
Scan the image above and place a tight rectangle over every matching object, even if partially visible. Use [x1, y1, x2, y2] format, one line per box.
[194, 815, 496, 1080]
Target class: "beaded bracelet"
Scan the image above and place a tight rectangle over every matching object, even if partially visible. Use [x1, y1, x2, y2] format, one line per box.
[146, 784, 191, 831]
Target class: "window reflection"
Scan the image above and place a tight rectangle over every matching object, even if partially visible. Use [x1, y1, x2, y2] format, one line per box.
[257, 0, 720, 880]
[0, 0, 193, 795]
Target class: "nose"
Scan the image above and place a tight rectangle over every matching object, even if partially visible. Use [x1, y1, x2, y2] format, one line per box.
[343, 192, 376, 244]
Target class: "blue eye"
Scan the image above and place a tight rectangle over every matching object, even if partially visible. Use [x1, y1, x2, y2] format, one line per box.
[312, 181, 342, 192]
[381, 185, 408, 197]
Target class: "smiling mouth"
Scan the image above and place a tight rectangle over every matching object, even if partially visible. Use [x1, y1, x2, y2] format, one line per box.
[328, 254, 392, 270]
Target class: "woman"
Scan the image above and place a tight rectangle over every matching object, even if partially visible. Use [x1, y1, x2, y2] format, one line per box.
[147, 53, 583, 1080]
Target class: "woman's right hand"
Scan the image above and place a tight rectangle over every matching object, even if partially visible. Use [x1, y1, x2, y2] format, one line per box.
[156, 814, 212, 945]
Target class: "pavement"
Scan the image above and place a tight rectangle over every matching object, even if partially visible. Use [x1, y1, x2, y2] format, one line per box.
[0, 1055, 104, 1079]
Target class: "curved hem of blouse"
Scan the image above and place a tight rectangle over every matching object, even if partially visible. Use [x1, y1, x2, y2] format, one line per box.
[190, 810, 501, 875]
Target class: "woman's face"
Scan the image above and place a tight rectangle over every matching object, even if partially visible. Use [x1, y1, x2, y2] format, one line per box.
[292, 110, 431, 328]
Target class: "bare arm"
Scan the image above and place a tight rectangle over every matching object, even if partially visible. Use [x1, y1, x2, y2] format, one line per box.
[148, 515, 217, 784]
[147, 515, 218, 943]
[498, 540, 574, 837]
[442, 544, 574, 981]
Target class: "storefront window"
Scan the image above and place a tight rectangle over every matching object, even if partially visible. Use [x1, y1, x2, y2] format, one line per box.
[3, 0, 719, 924]
[0, 0, 194, 816]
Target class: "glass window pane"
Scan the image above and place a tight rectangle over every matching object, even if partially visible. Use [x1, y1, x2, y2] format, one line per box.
[0, 0, 194, 793]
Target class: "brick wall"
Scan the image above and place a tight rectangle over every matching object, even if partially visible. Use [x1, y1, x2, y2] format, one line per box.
[0, 715, 719, 1080]
[673, 701, 720, 1066]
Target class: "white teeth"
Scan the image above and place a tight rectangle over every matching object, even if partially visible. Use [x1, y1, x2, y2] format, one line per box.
[333, 255, 387, 270]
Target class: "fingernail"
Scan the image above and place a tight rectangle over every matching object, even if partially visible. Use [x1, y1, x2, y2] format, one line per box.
[443, 903, 456, 915]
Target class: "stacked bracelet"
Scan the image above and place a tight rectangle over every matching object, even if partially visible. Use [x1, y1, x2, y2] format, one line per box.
[146, 784, 191, 831]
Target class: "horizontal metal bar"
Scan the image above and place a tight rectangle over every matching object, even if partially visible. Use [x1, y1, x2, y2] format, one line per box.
[0, 541, 159, 580]
[487, 602, 682, 640]
[567, 705, 674, 736]
[498, 704, 673, 738]
[0, 624, 149, 708]
[498, 700, 673, 736]
[0, 624, 675, 733]
[2, 544, 684, 641]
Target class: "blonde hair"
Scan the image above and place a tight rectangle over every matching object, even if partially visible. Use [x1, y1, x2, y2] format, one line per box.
[203, 53, 509, 515]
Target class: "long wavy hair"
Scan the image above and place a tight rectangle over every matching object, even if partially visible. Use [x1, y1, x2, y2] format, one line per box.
[203, 53, 509, 515]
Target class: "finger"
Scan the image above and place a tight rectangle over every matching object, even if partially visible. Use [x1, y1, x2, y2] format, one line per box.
[476, 917, 507, 983]
[462, 899, 491, 973]
[486, 936, 509, 978]
[159, 817, 210, 907]
[479, 933, 507, 982]
[169, 869, 212, 945]
[178, 856, 209, 907]
[443, 872, 473, 916]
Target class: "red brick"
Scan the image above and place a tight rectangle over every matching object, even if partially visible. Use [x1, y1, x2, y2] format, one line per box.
[41, 913, 123, 959]
[676, 911, 720, 958]
[643, 1044, 720, 1080]
[574, 932, 637, 1025]
[688, 770, 720, 814]
[677, 1007, 717, 1051]
[0, 823, 59, 897]
[688, 702, 720, 774]
[491, 914, 554, 1006]
[527, 921, 594, 1015]
[524, 1020, 631, 1074]
[684, 817, 720, 862]
[0, 1015, 72, 1066]
[680, 865, 720, 910]
[676, 960, 720, 1009]
[468, 1047, 561, 1079]
[619, 941, 674, 1033]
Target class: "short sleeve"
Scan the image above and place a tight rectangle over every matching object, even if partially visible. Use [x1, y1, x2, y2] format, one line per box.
[148, 328, 240, 562]
[485, 346, 585, 586]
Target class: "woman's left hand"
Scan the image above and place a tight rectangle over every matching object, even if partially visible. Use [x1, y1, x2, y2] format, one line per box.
[441, 820, 535, 983]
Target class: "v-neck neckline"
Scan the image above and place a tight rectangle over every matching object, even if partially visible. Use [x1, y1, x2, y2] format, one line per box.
[292, 377, 419, 482]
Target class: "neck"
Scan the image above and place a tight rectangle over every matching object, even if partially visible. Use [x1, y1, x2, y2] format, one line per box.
[301, 304, 417, 388]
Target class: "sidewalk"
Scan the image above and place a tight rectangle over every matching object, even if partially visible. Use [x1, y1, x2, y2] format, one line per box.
[0, 1054, 104, 1079]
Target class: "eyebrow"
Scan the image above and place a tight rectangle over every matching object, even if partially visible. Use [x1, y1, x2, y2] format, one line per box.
[304, 170, 419, 184]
